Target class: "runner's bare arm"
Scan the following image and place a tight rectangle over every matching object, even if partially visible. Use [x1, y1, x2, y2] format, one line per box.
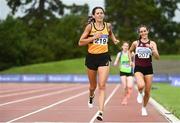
[129, 41, 137, 65]
[128, 51, 134, 67]
[107, 23, 120, 45]
[129, 41, 137, 53]
[150, 41, 160, 60]
[114, 52, 121, 66]
[78, 24, 101, 46]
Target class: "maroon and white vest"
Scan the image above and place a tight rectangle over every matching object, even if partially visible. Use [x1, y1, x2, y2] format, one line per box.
[135, 40, 152, 67]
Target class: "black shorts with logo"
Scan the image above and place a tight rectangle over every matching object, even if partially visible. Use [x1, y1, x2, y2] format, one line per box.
[85, 52, 111, 70]
[134, 65, 153, 75]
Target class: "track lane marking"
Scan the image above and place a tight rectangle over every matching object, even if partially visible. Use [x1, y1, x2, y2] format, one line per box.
[0, 84, 58, 94]
[0, 85, 86, 107]
[150, 97, 180, 123]
[0, 85, 69, 98]
[89, 84, 120, 123]
[6, 90, 88, 123]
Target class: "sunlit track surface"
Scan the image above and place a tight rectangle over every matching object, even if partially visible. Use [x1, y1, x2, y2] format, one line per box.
[0, 83, 169, 122]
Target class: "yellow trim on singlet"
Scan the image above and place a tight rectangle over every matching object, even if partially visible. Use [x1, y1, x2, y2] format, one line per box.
[88, 22, 109, 54]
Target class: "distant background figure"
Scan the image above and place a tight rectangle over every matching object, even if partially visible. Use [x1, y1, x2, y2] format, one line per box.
[129, 25, 160, 116]
[114, 42, 134, 105]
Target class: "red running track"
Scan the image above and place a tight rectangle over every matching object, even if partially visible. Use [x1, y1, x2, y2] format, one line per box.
[0, 83, 168, 122]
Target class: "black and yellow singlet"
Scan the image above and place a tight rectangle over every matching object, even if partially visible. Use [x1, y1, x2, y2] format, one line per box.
[88, 22, 109, 54]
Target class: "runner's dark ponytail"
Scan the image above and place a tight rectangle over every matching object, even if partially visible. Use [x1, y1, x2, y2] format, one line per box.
[87, 16, 95, 24]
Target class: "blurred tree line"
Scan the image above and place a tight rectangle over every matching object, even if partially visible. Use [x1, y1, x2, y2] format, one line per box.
[105, 0, 180, 54]
[0, 0, 180, 70]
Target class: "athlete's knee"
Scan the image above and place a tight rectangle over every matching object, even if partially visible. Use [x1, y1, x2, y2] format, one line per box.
[144, 90, 150, 97]
[98, 84, 106, 90]
[127, 83, 133, 89]
[128, 86, 132, 90]
[89, 86, 96, 91]
[138, 84, 145, 91]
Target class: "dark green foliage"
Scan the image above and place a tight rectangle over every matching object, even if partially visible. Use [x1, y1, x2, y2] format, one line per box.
[0, 13, 88, 70]
[105, 0, 180, 54]
[0, 0, 180, 70]
[0, 16, 28, 70]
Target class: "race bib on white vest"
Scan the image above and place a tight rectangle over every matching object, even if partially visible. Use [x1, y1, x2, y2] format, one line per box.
[136, 47, 152, 58]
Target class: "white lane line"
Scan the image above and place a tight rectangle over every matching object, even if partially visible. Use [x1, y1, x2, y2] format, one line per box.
[149, 97, 180, 123]
[135, 85, 179, 122]
[0, 85, 86, 107]
[0, 87, 40, 94]
[0, 84, 58, 94]
[89, 84, 120, 123]
[6, 90, 88, 123]
[0, 85, 67, 98]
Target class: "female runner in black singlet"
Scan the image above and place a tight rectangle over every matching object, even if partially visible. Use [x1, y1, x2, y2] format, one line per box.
[78, 6, 120, 121]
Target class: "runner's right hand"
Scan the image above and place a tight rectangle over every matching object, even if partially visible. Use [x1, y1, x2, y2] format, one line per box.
[93, 32, 102, 39]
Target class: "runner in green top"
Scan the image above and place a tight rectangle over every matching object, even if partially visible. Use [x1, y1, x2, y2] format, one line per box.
[119, 51, 132, 73]
[114, 42, 134, 105]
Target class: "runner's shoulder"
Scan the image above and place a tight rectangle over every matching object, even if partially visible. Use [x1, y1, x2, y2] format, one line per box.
[132, 40, 139, 47]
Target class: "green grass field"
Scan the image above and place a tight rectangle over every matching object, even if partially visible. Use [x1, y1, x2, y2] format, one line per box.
[0, 58, 86, 74]
[151, 83, 180, 119]
[157, 55, 180, 60]
[1, 55, 180, 74]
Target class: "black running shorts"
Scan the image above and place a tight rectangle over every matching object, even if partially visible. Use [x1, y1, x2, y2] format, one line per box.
[85, 52, 111, 70]
[120, 71, 133, 76]
[134, 65, 153, 75]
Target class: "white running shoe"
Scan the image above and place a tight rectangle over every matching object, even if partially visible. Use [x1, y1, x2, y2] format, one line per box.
[88, 95, 94, 108]
[137, 92, 143, 104]
[141, 107, 148, 116]
[96, 111, 103, 121]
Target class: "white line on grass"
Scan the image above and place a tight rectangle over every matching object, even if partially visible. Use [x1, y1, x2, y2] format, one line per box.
[135, 84, 179, 122]
[149, 97, 180, 123]
[89, 84, 120, 123]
